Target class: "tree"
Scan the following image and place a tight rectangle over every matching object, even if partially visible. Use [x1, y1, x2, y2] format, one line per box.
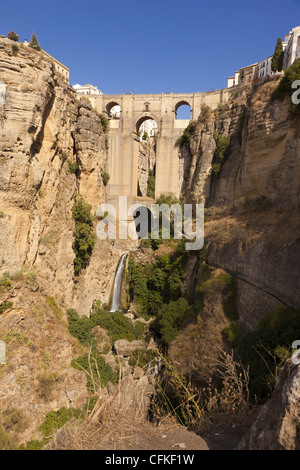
[7, 31, 19, 42]
[29, 33, 41, 51]
[272, 38, 284, 73]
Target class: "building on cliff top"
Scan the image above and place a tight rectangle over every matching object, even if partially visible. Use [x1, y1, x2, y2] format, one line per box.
[72, 84, 102, 95]
[227, 25, 300, 88]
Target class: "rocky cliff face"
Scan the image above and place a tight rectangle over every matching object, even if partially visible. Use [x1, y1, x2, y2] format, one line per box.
[0, 38, 132, 441]
[181, 79, 300, 330]
[0, 38, 130, 316]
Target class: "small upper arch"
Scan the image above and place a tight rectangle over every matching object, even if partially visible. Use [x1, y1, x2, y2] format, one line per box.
[175, 100, 192, 120]
[106, 101, 121, 118]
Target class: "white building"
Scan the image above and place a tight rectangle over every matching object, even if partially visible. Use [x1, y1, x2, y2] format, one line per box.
[227, 25, 300, 89]
[283, 26, 300, 69]
[139, 119, 157, 139]
[72, 84, 102, 95]
[257, 56, 273, 79]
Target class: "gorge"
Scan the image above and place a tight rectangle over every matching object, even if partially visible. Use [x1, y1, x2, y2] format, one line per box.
[0, 35, 300, 451]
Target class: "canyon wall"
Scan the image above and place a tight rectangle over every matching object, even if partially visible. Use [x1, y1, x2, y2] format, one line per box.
[181, 79, 300, 330]
[0, 37, 132, 317]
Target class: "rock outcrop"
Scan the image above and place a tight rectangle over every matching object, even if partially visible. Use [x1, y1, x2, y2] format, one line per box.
[238, 360, 300, 450]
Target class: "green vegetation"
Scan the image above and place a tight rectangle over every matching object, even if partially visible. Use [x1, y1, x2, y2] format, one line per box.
[99, 114, 109, 133]
[176, 122, 196, 150]
[146, 169, 155, 198]
[20, 407, 82, 450]
[29, 33, 41, 51]
[272, 59, 300, 114]
[212, 131, 231, 177]
[26, 270, 37, 285]
[128, 349, 157, 368]
[102, 171, 110, 186]
[11, 43, 19, 56]
[68, 160, 78, 174]
[72, 195, 96, 275]
[271, 38, 284, 73]
[67, 303, 143, 346]
[71, 352, 118, 392]
[127, 240, 191, 346]
[0, 271, 12, 289]
[0, 301, 13, 314]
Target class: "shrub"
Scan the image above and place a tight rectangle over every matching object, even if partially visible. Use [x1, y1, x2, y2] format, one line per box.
[0, 301, 13, 314]
[102, 171, 110, 186]
[212, 131, 231, 177]
[146, 169, 155, 198]
[155, 297, 189, 346]
[7, 31, 19, 42]
[68, 160, 78, 174]
[176, 122, 196, 150]
[72, 195, 95, 275]
[0, 272, 12, 288]
[99, 114, 109, 133]
[90, 305, 139, 343]
[11, 44, 19, 56]
[67, 304, 142, 346]
[67, 308, 93, 345]
[71, 351, 118, 393]
[26, 270, 37, 285]
[39, 407, 82, 439]
[224, 321, 240, 348]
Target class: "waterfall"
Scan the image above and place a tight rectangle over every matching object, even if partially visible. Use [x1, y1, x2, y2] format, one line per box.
[109, 253, 128, 313]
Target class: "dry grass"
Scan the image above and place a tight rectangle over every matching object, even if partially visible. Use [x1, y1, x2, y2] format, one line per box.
[153, 348, 257, 433]
[45, 347, 257, 450]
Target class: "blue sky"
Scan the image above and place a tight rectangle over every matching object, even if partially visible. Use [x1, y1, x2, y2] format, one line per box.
[1, 0, 300, 94]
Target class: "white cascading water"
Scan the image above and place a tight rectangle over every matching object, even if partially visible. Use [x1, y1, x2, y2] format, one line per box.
[109, 253, 128, 313]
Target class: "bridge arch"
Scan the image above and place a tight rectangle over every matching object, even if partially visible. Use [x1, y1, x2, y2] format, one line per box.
[106, 101, 121, 118]
[135, 114, 160, 135]
[175, 100, 192, 120]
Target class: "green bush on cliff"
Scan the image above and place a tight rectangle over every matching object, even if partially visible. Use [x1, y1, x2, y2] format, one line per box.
[212, 131, 231, 177]
[154, 298, 189, 346]
[176, 122, 196, 150]
[67, 304, 142, 346]
[72, 195, 95, 275]
[146, 169, 155, 198]
[71, 351, 118, 392]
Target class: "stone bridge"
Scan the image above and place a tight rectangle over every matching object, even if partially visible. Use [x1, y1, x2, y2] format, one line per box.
[88, 89, 231, 208]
